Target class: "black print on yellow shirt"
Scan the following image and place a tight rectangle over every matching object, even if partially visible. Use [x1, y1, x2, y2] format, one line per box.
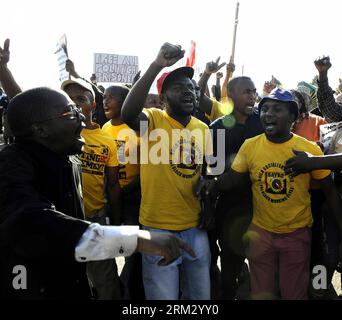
[81, 144, 109, 176]
[170, 137, 202, 179]
[258, 162, 294, 203]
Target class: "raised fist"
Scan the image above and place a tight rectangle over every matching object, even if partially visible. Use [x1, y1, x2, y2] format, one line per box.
[216, 72, 224, 79]
[154, 43, 185, 68]
[226, 62, 236, 74]
[314, 56, 332, 74]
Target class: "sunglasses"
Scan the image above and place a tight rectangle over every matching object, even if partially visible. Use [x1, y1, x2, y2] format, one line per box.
[36, 104, 84, 123]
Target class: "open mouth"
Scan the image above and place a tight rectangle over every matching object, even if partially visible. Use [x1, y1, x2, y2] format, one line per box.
[181, 96, 194, 104]
[264, 122, 277, 131]
[103, 106, 113, 117]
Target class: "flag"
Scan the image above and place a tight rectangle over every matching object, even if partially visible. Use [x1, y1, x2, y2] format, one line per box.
[186, 40, 196, 67]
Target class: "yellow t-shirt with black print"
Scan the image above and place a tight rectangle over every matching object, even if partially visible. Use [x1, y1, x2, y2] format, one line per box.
[206, 98, 234, 123]
[80, 125, 119, 218]
[140, 108, 212, 230]
[231, 133, 331, 233]
[102, 121, 140, 187]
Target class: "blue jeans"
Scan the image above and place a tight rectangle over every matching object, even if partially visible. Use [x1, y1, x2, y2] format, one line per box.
[142, 226, 211, 300]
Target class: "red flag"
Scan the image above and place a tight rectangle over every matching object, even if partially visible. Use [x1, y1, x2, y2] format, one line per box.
[186, 40, 196, 67]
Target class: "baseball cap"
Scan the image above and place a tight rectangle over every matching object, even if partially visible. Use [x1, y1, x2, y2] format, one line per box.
[297, 81, 317, 98]
[156, 66, 194, 96]
[258, 88, 299, 120]
[61, 78, 95, 99]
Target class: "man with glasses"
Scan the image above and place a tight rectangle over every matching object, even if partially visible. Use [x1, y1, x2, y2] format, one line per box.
[0, 87, 195, 299]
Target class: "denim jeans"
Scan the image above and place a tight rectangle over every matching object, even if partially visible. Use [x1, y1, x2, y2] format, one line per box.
[142, 226, 211, 300]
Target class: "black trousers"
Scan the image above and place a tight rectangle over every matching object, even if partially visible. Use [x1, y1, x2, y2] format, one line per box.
[120, 188, 145, 300]
[211, 198, 252, 300]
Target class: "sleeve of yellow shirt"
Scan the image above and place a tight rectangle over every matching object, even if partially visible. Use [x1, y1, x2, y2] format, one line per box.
[207, 98, 234, 123]
[107, 139, 119, 167]
[207, 99, 224, 123]
[231, 141, 249, 173]
[142, 107, 156, 131]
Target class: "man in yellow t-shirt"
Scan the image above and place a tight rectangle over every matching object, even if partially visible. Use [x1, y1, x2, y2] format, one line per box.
[140, 107, 212, 230]
[208, 88, 342, 300]
[232, 133, 328, 234]
[102, 85, 141, 225]
[102, 84, 144, 300]
[101, 119, 140, 195]
[62, 79, 122, 300]
[121, 43, 212, 300]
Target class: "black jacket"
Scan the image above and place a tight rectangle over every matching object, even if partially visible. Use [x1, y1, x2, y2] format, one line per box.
[210, 111, 264, 212]
[0, 141, 90, 299]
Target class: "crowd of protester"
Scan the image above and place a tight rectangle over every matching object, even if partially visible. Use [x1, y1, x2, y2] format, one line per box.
[1, 38, 342, 300]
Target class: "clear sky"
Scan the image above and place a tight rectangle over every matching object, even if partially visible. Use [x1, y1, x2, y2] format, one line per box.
[2, 0, 342, 94]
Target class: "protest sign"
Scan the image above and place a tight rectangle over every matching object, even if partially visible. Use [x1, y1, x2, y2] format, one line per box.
[94, 53, 139, 83]
[319, 121, 342, 152]
[55, 34, 69, 82]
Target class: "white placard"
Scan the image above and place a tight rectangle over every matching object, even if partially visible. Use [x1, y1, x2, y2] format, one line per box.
[94, 53, 139, 83]
[319, 121, 342, 152]
[55, 34, 69, 82]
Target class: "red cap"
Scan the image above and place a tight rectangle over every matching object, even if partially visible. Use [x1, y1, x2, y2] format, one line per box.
[156, 67, 194, 96]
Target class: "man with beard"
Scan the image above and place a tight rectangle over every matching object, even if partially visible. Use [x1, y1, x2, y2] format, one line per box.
[121, 43, 212, 300]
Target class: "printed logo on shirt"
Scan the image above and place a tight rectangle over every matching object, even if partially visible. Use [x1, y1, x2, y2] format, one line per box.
[170, 137, 202, 179]
[80, 144, 109, 176]
[258, 162, 294, 203]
